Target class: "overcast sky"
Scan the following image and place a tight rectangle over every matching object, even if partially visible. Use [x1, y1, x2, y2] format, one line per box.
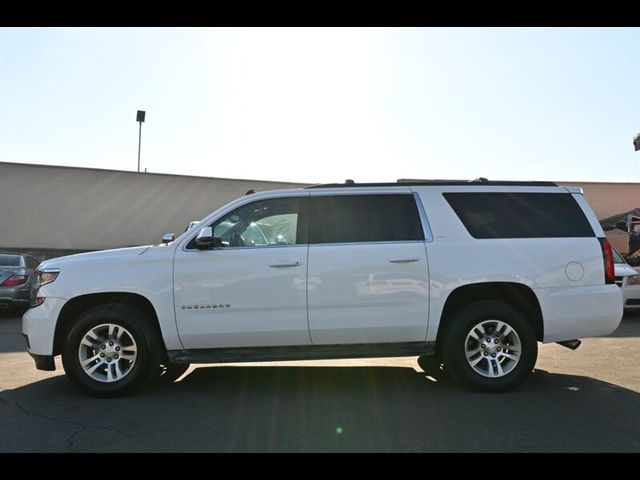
[1, 27, 639, 184]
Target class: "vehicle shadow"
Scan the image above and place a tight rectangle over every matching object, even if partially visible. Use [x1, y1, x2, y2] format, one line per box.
[1, 365, 639, 452]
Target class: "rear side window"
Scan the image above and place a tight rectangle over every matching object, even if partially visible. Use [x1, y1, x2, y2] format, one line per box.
[443, 192, 595, 239]
[309, 194, 424, 244]
[0, 255, 20, 266]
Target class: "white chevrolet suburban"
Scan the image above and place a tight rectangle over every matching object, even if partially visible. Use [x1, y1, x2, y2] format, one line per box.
[22, 180, 623, 396]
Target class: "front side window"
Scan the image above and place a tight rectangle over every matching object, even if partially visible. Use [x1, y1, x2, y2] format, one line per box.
[309, 194, 424, 244]
[188, 197, 305, 249]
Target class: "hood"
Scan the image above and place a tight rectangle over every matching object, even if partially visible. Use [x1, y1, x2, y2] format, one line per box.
[614, 262, 638, 278]
[40, 245, 152, 270]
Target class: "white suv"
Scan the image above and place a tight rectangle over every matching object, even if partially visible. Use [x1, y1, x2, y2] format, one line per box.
[23, 180, 623, 396]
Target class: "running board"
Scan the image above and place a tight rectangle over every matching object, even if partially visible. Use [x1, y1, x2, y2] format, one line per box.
[168, 341, 435, 364]
[556, 339, 581, 350]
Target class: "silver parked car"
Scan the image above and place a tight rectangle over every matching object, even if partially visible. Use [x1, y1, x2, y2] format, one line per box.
[0, 253, 39, 313]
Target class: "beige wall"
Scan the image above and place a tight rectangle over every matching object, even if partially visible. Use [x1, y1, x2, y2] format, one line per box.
[558, 181, 640, 254]
[559, 181, 640, 220]
[2, 163, 640, 254]
[0, 162, 307, 251]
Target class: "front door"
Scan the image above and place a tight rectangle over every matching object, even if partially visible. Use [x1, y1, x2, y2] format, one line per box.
[174, 195, 310, 349]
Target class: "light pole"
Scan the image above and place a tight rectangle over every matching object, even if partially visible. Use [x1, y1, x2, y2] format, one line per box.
[136, 110, 146, 172]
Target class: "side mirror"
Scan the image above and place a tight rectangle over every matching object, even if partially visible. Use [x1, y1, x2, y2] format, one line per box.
[162, 233, 175, 244]
[195, 227, 220, 249]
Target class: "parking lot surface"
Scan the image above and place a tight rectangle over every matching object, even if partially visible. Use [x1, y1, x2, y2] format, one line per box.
[1, 312, 639, 452]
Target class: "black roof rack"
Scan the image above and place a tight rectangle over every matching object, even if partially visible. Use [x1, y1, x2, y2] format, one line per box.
[305, 178, 558, 189]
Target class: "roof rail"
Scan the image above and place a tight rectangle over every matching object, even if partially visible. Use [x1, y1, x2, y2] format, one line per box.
[305, 179, 558, 189]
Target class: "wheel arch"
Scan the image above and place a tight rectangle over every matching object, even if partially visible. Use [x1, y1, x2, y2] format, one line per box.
[53, 292, 167, 357]
[436, 282, 544, 352]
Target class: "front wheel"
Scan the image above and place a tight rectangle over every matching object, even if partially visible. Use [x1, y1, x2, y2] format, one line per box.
[441, 301, 538, 392]
[62, 303, 162, 397]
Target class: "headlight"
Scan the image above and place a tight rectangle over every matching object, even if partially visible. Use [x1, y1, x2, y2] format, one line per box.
[626, 274, 640, 286]
[37, 269, 60, 287]
[31, 269, 60, 307]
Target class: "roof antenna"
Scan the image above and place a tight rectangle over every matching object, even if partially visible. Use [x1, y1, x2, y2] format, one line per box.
[345, 179, 355, 184]
[471, 177, 489, 183]
[245, 189, 255, 195]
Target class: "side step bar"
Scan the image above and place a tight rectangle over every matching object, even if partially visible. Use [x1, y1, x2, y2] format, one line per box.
[556, 339, 582, 350]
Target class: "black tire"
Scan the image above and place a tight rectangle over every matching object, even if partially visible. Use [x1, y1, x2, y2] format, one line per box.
[61, 303, 163, 397]
[156, 362, 190, 384]
[441, 300, 538, 392]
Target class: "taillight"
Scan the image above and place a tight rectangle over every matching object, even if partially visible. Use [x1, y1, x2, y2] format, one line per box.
[1, 275, 28, 287]
[599, 238, 615, 285]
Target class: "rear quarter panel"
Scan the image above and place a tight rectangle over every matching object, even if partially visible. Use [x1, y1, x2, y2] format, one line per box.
[412, 186, 622, 343]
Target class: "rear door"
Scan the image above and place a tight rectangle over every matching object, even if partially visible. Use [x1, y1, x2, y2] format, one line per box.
[307, 191, 430, 344]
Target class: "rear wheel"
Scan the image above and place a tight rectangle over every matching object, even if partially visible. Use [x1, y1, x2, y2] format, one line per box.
[441, 301, 538, 392]
[62, 303, 162, 397]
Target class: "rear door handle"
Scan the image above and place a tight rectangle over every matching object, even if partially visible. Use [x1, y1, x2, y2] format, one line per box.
[269, 260, 301, 268]
[388, 256, 420, 263]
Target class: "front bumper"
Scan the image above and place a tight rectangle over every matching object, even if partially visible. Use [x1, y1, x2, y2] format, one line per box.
[29, 352, 56, 371]
[22, 297, 67, 356]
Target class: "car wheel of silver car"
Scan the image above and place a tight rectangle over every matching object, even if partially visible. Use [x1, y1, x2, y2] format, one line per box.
[62, 303, 162, 397]
[442, 300, 538, 392]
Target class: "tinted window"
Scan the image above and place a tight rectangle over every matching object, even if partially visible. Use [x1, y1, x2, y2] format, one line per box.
[0, 255, 20, 266]
[26, 257, 39, 269]
[187, 197, 305, 249]
[443, 192, 595, 239]
[309, 194, 424, 244]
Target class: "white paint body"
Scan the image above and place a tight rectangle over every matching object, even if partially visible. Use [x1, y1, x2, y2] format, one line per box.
[23, 185, 623, 357]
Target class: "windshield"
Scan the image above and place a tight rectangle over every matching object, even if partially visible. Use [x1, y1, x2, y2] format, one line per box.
[612, 248, 626, 264]
[0, 255, 20, 267]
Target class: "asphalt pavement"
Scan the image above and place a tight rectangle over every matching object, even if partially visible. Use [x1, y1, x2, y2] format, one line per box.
[1, 311, 639, 452]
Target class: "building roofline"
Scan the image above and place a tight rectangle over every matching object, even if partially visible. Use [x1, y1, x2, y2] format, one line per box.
[0, 161, 312, 186]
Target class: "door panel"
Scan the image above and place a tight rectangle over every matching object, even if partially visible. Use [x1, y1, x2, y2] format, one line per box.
[308, 243, 429, 344]
[174, 246, 310, 349]
[174, 194, 310, 349]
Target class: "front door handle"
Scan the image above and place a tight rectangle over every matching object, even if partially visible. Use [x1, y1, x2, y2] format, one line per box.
[269, 260, 301, 268]
[388, 256, 420, 263]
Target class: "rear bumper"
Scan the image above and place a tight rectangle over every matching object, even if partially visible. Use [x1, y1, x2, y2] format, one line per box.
[0, 297, 30, 310]
[536, 284, 623, 342]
